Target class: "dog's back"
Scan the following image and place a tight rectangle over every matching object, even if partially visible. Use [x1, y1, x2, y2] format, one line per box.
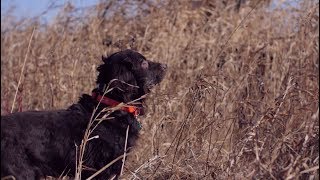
[1, 100, 141, 179]
[1, 105, 89, 179]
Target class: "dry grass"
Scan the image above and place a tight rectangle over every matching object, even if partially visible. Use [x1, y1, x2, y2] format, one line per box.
[1, 0, 319, 179]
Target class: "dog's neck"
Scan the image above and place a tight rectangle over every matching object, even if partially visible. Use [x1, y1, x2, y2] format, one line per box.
[94, 83, 138, 103]
[90, 83, 145, 116]
[91, 92, 144, 116]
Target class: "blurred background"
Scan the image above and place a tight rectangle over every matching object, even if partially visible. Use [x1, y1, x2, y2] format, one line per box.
[1, 0, 319, 179]
[1, 0, 99, 22]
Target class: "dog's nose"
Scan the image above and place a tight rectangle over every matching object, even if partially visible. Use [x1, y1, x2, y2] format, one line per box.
[161, 64, 167, 71]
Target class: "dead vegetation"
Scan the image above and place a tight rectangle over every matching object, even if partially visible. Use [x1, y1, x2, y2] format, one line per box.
[1, 0, 319, 179]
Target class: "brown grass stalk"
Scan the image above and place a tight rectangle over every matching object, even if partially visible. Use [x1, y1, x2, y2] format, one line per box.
[10, 27, 35, 113]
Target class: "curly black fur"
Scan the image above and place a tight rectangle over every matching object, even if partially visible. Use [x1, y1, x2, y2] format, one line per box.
[1, 49, 167, 179]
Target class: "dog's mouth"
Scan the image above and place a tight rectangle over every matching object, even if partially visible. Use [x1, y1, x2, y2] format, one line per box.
[144, 78, 165, 93]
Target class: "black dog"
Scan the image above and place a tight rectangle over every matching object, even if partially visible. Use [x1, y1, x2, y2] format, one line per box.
[1, 49, 167, 179]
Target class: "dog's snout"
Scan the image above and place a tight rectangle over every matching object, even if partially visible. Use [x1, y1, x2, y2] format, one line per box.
[161, 64, 167, 71]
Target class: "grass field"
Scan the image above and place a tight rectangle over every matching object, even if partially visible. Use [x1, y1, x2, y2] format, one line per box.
[1, 0, 319, 179]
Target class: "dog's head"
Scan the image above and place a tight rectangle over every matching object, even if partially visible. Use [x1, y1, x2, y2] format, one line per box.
[96, 49, 167, 102]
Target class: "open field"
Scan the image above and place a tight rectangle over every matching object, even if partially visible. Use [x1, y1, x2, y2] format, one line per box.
[1, 0, 319, 179]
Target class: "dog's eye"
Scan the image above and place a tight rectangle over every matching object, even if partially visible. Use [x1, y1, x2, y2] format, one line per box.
[141, 61, 149, 69]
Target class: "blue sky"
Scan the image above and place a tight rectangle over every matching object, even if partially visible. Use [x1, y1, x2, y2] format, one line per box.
[1, 0, 99, 21]
[1, 0, 302, 22]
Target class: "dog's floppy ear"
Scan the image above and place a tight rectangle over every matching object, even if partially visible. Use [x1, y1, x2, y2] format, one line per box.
[121, 57, 134, 70]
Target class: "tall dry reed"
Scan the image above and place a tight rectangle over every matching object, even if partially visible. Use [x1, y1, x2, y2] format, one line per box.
[1, 0, 319, 179]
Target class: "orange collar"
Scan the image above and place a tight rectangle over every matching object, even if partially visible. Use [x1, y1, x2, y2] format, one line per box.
[92, 92, 143, 116]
